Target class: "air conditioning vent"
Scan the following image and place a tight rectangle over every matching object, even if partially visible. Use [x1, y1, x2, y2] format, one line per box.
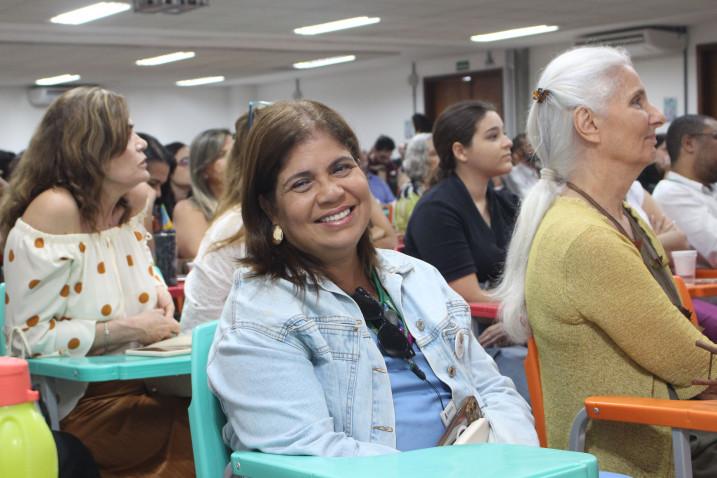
[575, 28, 686, 58]
[133, 0, 209, 14]
[26, 86, 75, 108]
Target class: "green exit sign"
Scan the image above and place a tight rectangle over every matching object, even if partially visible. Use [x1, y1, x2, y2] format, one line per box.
[456, 60, 470, 71]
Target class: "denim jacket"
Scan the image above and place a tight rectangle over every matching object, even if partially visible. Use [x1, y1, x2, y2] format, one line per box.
[207, 249, 537, 456]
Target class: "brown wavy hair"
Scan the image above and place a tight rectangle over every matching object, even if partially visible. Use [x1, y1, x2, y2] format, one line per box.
[239, 100, 376, 288]
[0, 87, 132, 240]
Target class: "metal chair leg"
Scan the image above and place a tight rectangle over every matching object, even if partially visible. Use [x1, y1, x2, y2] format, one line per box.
[35, 377, 60, 430]
[672, 428, 692, 478]
[568, 408, 588, 451]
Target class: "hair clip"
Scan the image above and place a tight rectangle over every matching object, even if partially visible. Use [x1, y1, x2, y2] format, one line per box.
[532, 88, 550, 103]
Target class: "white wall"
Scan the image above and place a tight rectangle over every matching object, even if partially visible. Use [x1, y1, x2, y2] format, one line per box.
[119, 85, 235, 146]
[1, 88, 46, 153]
[254, 62, 415, 151]
[0, 84, 242, 153]
[250, 50, 505, 150]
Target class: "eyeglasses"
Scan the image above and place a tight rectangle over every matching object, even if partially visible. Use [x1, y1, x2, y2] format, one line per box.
[247, 100, 273, 130]
[351, 287, 414, 360]
[693, 131, 717, 140]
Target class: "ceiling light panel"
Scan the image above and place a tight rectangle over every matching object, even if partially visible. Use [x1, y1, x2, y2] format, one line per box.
[471, 25, 559, 43]
[176, 76, 225, 87]
[35, 74, 81, 86]
[293, 55, 357, 70]
[294, 16, 380, 35]
[136, 51, 196, 66]
[50, 2, 131, 25]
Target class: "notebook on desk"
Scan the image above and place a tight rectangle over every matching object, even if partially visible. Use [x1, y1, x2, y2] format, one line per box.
[125, 334, 192, 357]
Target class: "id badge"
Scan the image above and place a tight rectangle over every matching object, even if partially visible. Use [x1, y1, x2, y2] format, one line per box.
[436, 396, 483, 446]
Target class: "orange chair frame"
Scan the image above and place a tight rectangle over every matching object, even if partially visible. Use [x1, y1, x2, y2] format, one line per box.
[526, 337, 717, 478]
[697, 269, 717, 279]
[673, 275, 699, 327]
[524, 275, 717, 477]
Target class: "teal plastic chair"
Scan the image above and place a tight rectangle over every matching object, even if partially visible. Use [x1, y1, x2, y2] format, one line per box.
[189, 322, 601, 478]
[189, 321, 229, 478]
[1, 272, 190, 429]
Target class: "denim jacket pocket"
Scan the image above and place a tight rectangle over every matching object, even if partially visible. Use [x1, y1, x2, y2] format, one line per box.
[300, 315, 363, 436]
[313, 315, 363, 362]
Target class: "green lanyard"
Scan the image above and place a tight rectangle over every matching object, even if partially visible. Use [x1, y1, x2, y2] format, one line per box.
[370, 269, 410, 337]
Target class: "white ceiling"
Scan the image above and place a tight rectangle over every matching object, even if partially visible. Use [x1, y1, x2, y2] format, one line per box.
[1, 0, 716, 88]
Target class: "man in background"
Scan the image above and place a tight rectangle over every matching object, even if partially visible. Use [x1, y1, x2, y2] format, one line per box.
[653, 114, 717, 267]
[366, 135, 397, 204]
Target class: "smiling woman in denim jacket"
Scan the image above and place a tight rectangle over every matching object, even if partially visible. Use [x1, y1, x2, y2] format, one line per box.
[207, 100, 537, 456]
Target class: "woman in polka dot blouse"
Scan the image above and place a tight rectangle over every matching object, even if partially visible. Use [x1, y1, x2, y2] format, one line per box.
[0, 87, 193, 477]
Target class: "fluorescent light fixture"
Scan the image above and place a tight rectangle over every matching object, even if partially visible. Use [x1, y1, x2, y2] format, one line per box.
[35, 74, 81, 86]
[176, 76, 225, 87]
[50, 2, 131, 25]
[293, 55, 356, 70]
[136, 51, 196, 66]
[471, 25, 559, 43]
[294, 16, 380, 35]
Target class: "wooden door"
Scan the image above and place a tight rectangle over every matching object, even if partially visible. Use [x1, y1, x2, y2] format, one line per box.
[698, 43, 717, 117]
[424, 69, 503, 122]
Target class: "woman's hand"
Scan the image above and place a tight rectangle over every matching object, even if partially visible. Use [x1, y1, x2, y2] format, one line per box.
[156, 286, 175, 320]
[695, 384, 717, 400]
[122, 309, 179, 345]
[478, 322, 512, 348]
[93, 310, 180, 353]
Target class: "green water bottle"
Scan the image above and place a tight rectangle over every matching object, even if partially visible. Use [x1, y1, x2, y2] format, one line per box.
[0, 357, 58, 478]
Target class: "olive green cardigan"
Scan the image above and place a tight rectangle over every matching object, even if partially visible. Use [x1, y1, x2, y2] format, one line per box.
[526, 197, 714, 478]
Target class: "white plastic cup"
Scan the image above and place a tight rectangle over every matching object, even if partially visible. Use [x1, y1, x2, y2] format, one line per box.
[672, 250, 698, 285]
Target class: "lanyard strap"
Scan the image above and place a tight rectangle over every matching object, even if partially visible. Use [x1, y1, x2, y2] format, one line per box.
[371, 269, 395, 311]
[566, 182, 634, 244]
[370, 269, 413, 343]
[565, 182, 690, 319]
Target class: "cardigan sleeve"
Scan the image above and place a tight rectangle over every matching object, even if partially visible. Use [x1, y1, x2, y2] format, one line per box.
[4, 225, 95, 357]
[564, 225, 714, 398]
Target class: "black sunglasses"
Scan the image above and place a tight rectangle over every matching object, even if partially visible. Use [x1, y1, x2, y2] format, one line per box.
[352, 287, 414, 360]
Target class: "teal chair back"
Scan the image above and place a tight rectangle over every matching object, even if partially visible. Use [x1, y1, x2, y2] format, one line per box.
[188, 321, 228, 478]
[1, 283, 6, 356]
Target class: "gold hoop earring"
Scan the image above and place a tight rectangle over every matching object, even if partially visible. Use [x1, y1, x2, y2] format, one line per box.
[272, 225, 284, 245]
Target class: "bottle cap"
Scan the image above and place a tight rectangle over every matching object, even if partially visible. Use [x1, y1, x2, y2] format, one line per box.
[0, 357, 39, 407]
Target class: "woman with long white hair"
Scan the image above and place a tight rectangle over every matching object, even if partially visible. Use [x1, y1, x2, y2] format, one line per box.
[494, 46, 717, 477]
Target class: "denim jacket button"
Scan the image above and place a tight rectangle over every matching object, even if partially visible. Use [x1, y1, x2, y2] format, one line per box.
[455, 331, 465, 359]
[373, 426, 394, 432]
[416, 320, 425, 331]
[447, 366, 457, 378]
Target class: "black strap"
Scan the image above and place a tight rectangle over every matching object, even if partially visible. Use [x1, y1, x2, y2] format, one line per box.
[566, 182, 635, 244]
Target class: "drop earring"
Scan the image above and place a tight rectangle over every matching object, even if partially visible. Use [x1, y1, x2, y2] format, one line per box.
[272, 225, 284, 245]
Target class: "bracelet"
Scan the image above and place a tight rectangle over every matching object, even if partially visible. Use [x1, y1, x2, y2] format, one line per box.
[103, 321, 110, 351]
